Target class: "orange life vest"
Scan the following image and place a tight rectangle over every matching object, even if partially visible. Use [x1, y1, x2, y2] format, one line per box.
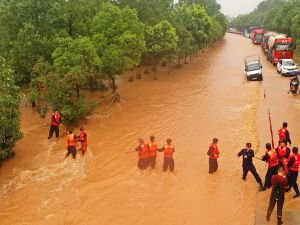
[51, 113, 61, 126]
[278, 128, 287, 141]
[277, 146, 288, 160]
[148, 142, 157, 157]
[210, 144, 219, 159]
[138, 144, 148, 159]
[79, 131, 87, 144]
[267, 149, 279, 167]
[290, 154, 300, 172]
[164, 144, 174, 158]
[67, 134, 77, 147]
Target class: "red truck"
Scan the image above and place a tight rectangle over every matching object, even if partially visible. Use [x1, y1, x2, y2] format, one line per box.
[266, 35, 294, 65]
[251, 29, 264, 44]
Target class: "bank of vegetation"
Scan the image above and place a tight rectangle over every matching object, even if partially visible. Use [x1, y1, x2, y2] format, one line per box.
[229, 0, 300, 55]
[0, 0, 227, 164]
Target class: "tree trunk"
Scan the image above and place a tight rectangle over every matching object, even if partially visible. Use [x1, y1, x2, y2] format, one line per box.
[111, 77, 116, 92]
[184, 53, 187, 64]
[177, 56, 181, 65]
[76, 85, 80, 99]
[168, 58, 171, 74]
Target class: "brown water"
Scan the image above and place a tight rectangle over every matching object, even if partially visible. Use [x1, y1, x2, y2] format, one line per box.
[0, 34, 299, 225]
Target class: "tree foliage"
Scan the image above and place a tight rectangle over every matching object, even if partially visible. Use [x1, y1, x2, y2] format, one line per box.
[229, 0, 300, 41]
[0, 57, 22, 165]
[0, 0, 228, 131]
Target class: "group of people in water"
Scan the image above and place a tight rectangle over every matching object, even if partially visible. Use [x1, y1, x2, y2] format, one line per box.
[47, 110, 88, 159]
[48, 108, 298, 225]
[135, 122, 299, 225]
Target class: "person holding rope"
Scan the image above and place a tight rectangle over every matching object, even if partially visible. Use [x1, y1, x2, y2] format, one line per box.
[275, 139, 290, 167]
[147, 135, 158, 169]
[237, 143, 264, 191]
[266, 167, 289, 225]
[158, 138, 175, 172]
[135, 138, 149, 170]
[262, 143, 279, 191]
[207, 138, 220, 174]
[286, 147, 300, 198]
[48, 110, 62, 139]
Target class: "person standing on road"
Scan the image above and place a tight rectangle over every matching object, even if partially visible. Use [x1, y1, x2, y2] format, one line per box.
[237, 143, 263, 191]
[278, 122, 291, 145]
[135, 138, 149, 170]
[287, 147, 300, 198]
[266, 167, 289, 225]
[158, 138, 175, 172]
[207, 138, 220, 174]
[147, 135, 158, 169]
[65, 130, 77, 160]
[262, 143, 279, 190]
[275, 139, 291, 167]
[48, 110, 62, 139]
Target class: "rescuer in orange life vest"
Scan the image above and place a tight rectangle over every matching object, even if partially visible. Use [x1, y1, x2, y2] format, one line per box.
[207, 138, 219, 174]
[158, 138, 175, 172]
[278, 122, 291, 145]
[286, 147, 300, 198]
[78, 127, 88, 156]
[262, 143, 279, 191]
[147, 135, 158, 168]
[65, 130, 77, 159]
[275, 139, 290, 167]
[135, 138, 149, 170]
[266, 166, 289, 225]
[48, 110, 62, 139]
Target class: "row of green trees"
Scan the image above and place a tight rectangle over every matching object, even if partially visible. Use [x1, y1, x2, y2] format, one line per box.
[0, 0, 227, 164]
[229, 0, 300, 40]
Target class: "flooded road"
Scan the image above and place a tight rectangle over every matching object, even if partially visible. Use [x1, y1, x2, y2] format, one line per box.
[0, 33, 299, 225]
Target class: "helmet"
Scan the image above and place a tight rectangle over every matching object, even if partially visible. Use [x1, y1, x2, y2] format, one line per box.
[266, 143, 272, 150]
[246, 143, 251, 148]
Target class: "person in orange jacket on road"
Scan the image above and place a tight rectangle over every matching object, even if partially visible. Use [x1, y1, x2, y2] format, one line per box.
[65, 130, 77, 159]
[135, 138, 149, 170]
[78, 127, 88, 156]
[158, 138, 175, 172]
[278, 122, 291, 145]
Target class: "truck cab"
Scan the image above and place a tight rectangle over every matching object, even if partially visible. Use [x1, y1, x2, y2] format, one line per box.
[244, 55, 263, 81]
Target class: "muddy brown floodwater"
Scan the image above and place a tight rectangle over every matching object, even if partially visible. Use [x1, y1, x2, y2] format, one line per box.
[0, 34, 299, 225]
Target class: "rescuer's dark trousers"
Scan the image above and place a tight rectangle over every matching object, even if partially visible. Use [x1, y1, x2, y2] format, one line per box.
[288, 171, 299, 194]
[163, 158, 174, 172]
[65, 146, 77, 159]
[243, 164, 263, 186]
[209, 158, 218, 174]
[267, 191, 284, 219]
[148, 156, 157, 169]
[48, 125, 59, 139]
[264, 166, 279, 189]
[138, 158, 148, 170]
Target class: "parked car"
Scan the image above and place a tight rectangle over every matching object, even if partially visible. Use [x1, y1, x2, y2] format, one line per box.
[244, 55, 263, 81]
[277, 59, 298, 76]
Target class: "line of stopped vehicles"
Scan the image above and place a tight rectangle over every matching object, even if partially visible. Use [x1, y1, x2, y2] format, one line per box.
[241, 28, 299, 90]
